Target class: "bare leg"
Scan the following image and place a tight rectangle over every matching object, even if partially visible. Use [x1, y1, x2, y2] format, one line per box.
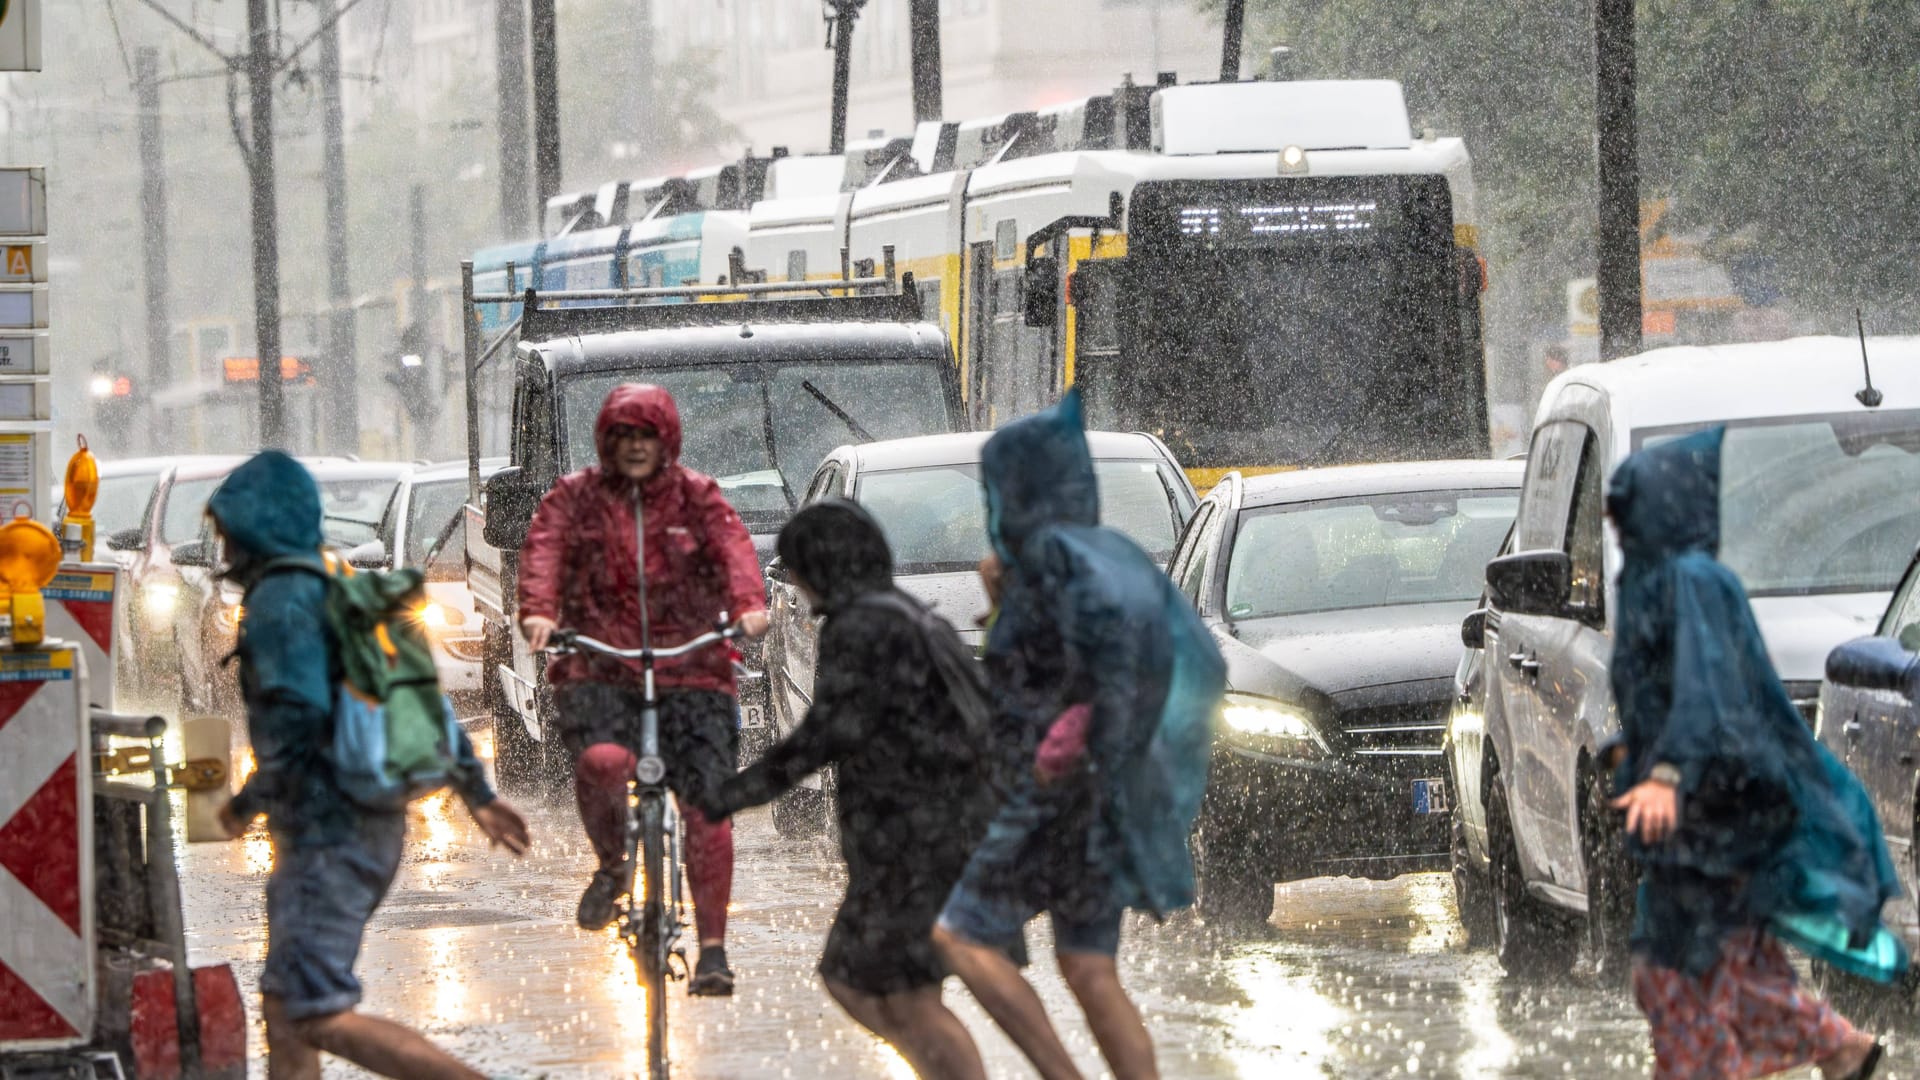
[825, 978, 988, 1080]
[1057, 951, 1157, 1080]
[931, 925, 1084, 1080]
[271, 1001, 485, 1080]
[263, 996, 322, 1080]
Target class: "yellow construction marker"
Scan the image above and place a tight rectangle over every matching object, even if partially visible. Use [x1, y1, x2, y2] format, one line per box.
[61, 435, 99, 562]
[0, 516, 64, 646]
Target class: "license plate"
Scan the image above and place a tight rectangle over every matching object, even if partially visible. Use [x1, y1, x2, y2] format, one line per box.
[742, 705, 765, 729]
[1412, 778, 1448, 815]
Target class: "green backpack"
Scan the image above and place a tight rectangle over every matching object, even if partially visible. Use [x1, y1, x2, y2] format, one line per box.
[261, 556, 464, 809]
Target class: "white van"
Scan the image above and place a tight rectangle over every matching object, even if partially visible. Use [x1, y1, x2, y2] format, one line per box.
[1465, 335, 1920, 976]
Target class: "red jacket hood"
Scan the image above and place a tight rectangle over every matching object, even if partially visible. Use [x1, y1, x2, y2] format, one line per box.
[595, 383, 683, 467]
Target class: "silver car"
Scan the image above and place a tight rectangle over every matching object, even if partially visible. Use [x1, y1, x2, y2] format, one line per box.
[761, 430, 1197, 837]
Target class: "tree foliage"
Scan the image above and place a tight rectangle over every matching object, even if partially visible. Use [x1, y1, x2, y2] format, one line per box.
[1241, 0, 1920, 354]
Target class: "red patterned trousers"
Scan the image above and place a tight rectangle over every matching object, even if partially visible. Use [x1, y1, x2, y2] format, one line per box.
[1633, 929, 1856, 1080]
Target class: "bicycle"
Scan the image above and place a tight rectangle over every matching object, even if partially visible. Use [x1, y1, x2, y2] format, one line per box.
[544, 613, 740, 1080]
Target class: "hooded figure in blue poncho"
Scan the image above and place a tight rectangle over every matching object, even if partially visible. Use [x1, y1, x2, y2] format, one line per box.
[1605, 427, 1895, 1080]
[932, 390, 1225, 1080]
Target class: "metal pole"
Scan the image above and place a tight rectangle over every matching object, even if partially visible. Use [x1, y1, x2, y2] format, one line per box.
[319, 0, 358, 452]
[461, 261, 482, 504]
[630, 0, 659, 162]
[1595, 0, 1642, 360]
[1219, 0, 1245, 81]
[907, 0, 941, 124]
[408, 183, 433, 443]
[495, 0, 533, 236]
[247, 0, 286, 447]
[530, 0, 562, 216]
[827, 0, 863, 154]
[135, 47, 171, 450]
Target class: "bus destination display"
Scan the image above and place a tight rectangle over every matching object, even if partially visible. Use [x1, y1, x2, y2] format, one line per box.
[1174, 200, 1383, 248]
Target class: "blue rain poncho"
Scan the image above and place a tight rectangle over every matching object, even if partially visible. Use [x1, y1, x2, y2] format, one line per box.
[1606, 427, 1905, 979]
[978, 390, 1226, 915]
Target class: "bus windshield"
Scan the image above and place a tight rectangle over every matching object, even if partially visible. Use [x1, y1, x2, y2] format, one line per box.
[1081, 175, 1486, 470]
[562, 361, 955, 524]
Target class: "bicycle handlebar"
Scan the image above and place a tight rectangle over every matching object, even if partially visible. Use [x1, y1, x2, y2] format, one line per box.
[542, 614, 741, 661]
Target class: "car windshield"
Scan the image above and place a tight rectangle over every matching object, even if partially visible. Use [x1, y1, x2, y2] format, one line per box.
[1225, 490, 1520, 618]
[855, 459, 1185, 573]
[97, 472, 161, 538]
[562, 362, 953, 524]
[161, 475, 227, 545]
[1635, 409, 1920, 596]
[403, 478, 470, 581]
[321, 477, 402, 548]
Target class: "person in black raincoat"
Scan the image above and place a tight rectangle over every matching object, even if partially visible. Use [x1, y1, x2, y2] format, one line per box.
[1604, 427, 1899, 1080]
[697, 500, 994, 1079]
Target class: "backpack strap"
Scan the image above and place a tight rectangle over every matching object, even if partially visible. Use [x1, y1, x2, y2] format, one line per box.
[242, 554, 332, 602]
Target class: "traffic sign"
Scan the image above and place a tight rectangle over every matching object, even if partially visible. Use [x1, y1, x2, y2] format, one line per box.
[0, 287, 46, 330]
[0, 242, 44, 284]
[0, 0, 40, 73]
[0, 334, 45, 375]
[0, 169, 45, 236]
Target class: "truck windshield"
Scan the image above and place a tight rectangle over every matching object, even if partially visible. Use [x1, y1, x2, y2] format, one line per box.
[561, 361, 953, 524]
[1634, 409, 1920, 596]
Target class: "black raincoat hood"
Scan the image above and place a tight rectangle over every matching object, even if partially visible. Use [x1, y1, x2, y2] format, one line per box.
[776, 499, 894, 616]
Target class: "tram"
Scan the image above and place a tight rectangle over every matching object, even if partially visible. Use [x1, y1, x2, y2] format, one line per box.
[750, 76, 1492, 483]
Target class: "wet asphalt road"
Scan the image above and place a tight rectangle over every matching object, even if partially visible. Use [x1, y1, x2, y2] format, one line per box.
[178, 772, 1920, 1079]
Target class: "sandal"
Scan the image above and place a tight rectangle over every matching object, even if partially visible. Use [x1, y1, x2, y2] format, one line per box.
[1841, 1041, 1884, 1080]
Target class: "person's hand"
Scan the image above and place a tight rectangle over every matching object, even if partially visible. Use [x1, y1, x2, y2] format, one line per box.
[217, 801, 252, 840]
[521, 615, 558, 652]
[470, 799, 531, 856]
[1612, 779, 1679, 844]
[735, 610, 770, 639]
[977, 554, 1003, 606]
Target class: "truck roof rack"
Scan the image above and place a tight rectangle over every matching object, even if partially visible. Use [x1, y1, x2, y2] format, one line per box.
[457, 245, 918, 498]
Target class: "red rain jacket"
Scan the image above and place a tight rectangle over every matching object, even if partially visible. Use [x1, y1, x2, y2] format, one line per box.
[518, 384, 766, 694]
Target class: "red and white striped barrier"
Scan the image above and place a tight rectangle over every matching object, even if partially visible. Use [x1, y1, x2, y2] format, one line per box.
[45, 563, 115, 711]
[0, 644, 92, 1052]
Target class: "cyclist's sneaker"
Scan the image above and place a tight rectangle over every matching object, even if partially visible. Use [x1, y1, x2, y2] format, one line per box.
[577, 868, 624, 932]
[689, 946, 734, 997]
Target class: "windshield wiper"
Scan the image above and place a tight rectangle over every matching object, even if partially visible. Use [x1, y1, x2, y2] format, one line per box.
[800, 380, 876, 443]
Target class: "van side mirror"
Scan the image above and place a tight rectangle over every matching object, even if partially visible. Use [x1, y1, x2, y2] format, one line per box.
[482, 467, 538, 550]
[106, 528, 144, 552]
[1485, 551, 1571, 617]
[347, 540, 389, 570]
[1461, 608, 1488, 650]
[1023, 255, 1060, 327]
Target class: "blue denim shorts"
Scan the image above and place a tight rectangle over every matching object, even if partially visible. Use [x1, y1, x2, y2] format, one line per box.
[261, 812, 405, 1020]
[937, 784, 1124, 965]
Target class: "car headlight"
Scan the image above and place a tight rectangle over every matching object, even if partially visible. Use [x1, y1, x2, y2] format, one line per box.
[417, 601, 466, 631]
[143, 582, 179, 622]
[1219, 693, 1326, 752]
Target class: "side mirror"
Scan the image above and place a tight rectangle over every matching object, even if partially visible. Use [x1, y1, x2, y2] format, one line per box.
[482, 466, 537, 550]
[1022, 255, 1060, 327]
[105, 528, 144, 552]
[765, 555, 787, 580]
[1461, 608, 1488, 650]
[171, 539, 214, 569]
[347, 540, 389, 570]
[1484, 550, 1572, 617]
[1826, 636, 1920, 698]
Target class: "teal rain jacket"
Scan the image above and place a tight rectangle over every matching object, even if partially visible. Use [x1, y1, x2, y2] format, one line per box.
[1607, 427, 1905, 980]
[981, 390, 1226, 915]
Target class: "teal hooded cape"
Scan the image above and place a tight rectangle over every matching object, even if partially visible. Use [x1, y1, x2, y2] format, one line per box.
[979, 390, 1226, 915]
[1607, 427, 1905, 980]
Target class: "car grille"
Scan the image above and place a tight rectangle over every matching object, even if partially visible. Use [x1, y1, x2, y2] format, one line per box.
[1334, 700, 1450, 758]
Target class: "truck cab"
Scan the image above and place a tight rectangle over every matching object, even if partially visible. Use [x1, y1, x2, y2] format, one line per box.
[463, 281, 964, 789]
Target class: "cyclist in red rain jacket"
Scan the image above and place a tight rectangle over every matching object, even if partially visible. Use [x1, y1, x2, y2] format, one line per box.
[518, 382, 768, 997]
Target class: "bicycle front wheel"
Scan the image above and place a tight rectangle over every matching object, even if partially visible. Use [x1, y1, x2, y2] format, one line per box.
[636, 792, 670, 1079]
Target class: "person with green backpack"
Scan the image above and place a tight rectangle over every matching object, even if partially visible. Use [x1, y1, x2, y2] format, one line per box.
[209, 450, 530, 1080]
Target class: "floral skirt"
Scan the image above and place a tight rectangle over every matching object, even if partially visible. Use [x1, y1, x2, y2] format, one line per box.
[1633, 928, 1855, 1080]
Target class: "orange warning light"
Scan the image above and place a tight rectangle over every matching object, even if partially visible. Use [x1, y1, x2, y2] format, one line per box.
[62, 435, 99, 561]
[0, 517, 63, 647]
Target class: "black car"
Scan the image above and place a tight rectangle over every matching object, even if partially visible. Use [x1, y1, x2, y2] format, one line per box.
[1172, 460, 1523, 920]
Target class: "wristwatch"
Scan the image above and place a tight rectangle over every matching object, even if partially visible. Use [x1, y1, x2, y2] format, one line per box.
[1649, 762, 1683, 787]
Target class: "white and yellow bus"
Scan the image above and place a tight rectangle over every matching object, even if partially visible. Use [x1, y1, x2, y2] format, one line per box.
[751, 77, 1492, 483]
